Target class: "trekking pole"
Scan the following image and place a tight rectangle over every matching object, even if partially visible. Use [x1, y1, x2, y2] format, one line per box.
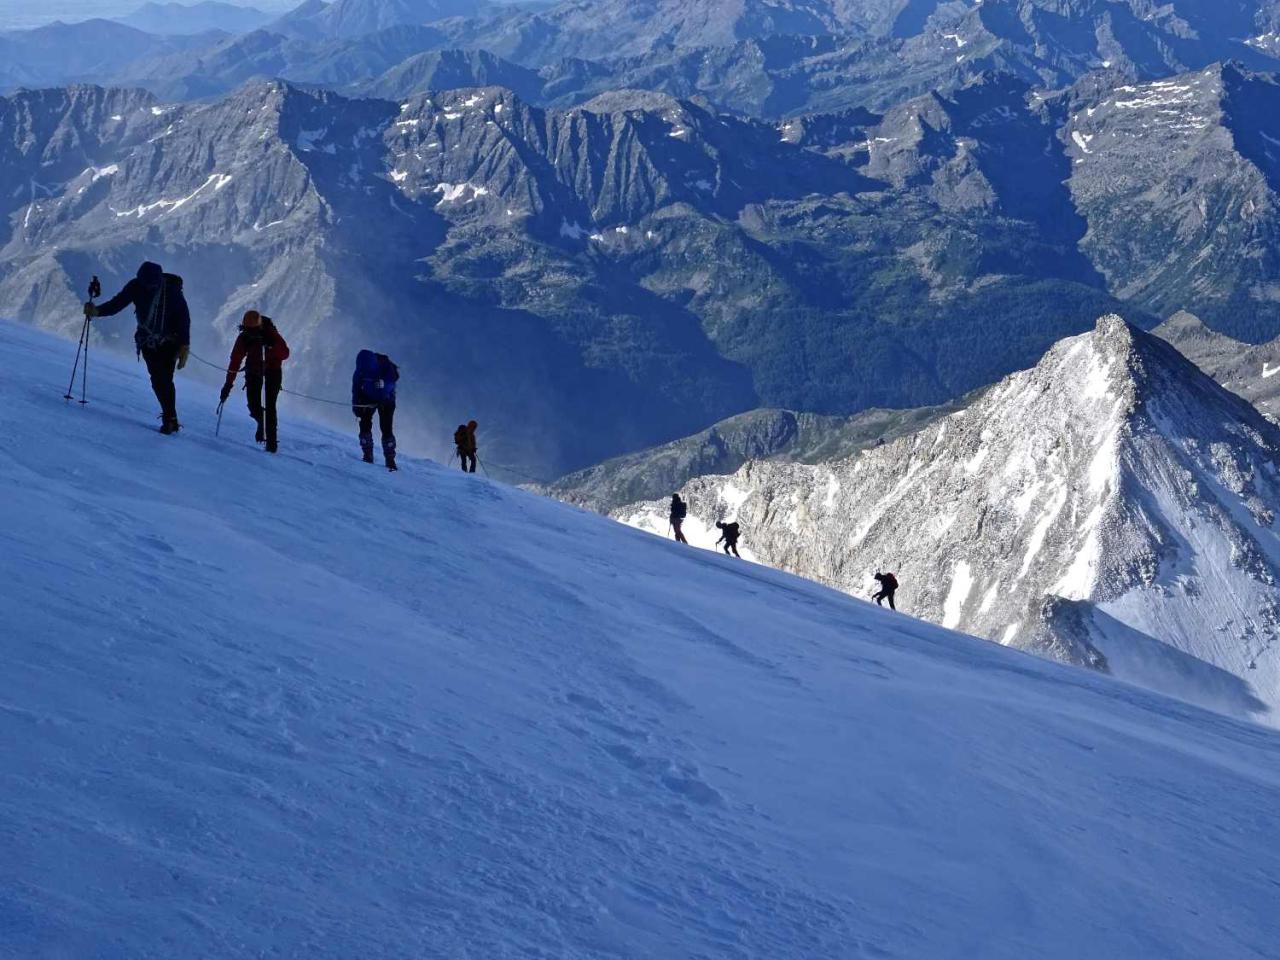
[79, 309, 90, 405]
[79, 276, 98, 405]
[63, 318, 87, 403]
[215, 400, 225, 436]
[476, 456, 490, 478]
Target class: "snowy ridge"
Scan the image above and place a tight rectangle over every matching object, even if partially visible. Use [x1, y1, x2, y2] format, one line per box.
[620, 316, 1280, 723]
[4, 319, 1280, 956]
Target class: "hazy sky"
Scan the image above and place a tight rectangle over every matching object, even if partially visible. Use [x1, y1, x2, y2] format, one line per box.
[0, 0, 527, 29]
[0, 0, 294, 30]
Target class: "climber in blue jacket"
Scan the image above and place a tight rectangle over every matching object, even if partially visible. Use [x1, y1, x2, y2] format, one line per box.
[351, 349, 399, 471]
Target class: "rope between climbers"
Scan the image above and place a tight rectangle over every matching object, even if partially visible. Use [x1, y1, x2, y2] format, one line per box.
[187, 349, 379, 409]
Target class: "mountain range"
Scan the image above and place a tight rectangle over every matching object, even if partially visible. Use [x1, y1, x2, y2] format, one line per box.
[114, 1, 275, 35]
[0, 76, 1131, 476]
[7, 3, 1280, 482]
[9, 0, 1280, 113]
[619, 317, 1280, 723]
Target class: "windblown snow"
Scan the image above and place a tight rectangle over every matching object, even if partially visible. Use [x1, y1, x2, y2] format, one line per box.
[620, 317, 1280, 724]
[3, 321, 1280, 957]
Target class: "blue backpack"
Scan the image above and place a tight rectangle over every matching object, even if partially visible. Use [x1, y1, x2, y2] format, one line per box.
[353, 350, 397, 404]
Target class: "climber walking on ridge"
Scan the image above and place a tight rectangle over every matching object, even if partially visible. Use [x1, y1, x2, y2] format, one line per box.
[669, 494, 689, 544]
[220, 310, 290, 453]
[454, 420, 478, 473]
[352, 349, 399, 472]
[873, 571, 899, 611]
[715, 520, 741, 558]
[84, 261, 190, 434]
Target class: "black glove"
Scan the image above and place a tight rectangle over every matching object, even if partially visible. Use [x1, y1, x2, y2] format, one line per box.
[83, 302, 98, 319]
[220, 381, 233, 404]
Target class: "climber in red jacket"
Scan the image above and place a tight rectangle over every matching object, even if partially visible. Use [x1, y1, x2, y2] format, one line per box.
[220, 310, 290, 453]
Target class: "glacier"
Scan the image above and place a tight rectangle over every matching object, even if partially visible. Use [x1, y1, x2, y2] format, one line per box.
[1, 320, 1279, 957]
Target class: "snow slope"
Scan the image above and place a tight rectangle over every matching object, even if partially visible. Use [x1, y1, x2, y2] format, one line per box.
[621, 317, 1280, 724]
[2, 320, 1280, 958]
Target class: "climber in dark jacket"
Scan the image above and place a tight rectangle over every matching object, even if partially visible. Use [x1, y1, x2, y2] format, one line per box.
[715, 520, 741, 558]
[453, 420, 478, 473]
[220, 310, 290, 453]
[85, 261, 191, 434]
[352, 349, 399, 471]
[873, 571, 899, 611]
[669, 494, 689, 544]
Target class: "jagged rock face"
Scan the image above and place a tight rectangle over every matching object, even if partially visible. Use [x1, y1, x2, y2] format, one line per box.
[619, 316, 1280, 722]
[385, 86, 867, 227]
[1066, 64, 1280, 342]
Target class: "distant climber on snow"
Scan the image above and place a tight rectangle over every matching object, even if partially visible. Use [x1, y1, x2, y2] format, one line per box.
[352, 350, 399, 472]
[220, 310, 289, 454]
[873, 571, 898, 611]
[669, 494, 689, 544]
[454, 420, 478, 473]
[85, 261, 190, 434]
[715, 520, 741, 558]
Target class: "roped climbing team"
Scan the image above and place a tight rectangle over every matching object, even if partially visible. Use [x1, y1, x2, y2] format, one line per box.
[86, 261, 898, 603]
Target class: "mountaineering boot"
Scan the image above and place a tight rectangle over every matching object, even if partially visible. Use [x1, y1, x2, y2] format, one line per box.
[362, 448, 375, 464]
[360, 432, 375, 464]
[265, 439, 278, 454]
[159, 415, 181, 435]
[255, 418, 265, 443]
[385, 454, 397, 472]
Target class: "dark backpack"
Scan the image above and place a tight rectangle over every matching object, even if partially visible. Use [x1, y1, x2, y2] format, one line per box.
[883, 573, 898, 591]
[671, 498, 687, 520]
[722, 522, 740, 542]
[137, 273, 186, 350]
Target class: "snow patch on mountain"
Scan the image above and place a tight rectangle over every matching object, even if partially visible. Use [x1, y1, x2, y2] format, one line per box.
[112, 172, 233, 218]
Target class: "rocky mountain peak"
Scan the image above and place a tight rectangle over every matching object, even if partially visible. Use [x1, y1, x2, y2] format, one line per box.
[618, 316, 1280, 721]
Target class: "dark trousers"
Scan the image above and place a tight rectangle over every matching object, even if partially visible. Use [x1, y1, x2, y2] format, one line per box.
[671, 519, 688, 544]
[358, 403, 396, 461]
[458, 450, 476, 473]
[142, 342, 180, 420]
[246, 369, 282, 444]
[874, 590, 896, 611]
[721, 541, 740, 558]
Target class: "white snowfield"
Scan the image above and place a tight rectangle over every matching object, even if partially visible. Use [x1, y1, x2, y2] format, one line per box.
[2, 321, 1279, 959]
